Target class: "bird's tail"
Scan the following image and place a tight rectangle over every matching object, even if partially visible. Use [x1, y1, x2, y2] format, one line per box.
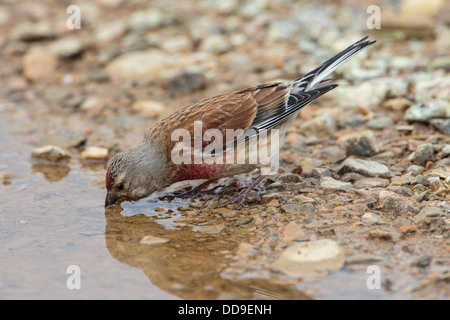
[292, 36, 376, 91]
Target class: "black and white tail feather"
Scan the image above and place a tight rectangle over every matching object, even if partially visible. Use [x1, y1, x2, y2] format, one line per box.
[254, 36, 376, 133]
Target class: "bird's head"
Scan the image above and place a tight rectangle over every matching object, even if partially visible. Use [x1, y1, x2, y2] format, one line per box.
[104, 143, 165, 207]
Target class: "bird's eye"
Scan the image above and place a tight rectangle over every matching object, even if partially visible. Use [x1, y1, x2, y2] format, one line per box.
[117, 184, 124, 191]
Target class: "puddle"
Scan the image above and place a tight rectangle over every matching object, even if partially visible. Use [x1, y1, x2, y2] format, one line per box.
[0, 110, 308, 299]
[1, 106, 447, 300]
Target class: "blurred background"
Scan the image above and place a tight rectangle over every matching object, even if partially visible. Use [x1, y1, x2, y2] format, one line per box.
[0, 0, 449, 300]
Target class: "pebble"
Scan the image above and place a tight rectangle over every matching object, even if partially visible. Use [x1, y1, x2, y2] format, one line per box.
[270, 239, 345, 277]
[106, 49, 166, 81]
[405, 100, 449, 122]
[332, 80, 389, 109]
[361, 212, 380, 225]
[409, 143, 435, 166]
[320, 176, 352, 191]
[140, 235, 169, 245]
[414, 206, 445, 223]
[281, 203, 316, 215]
[39, 131, 87, 149]
[200, 34, 231, 54]
[31, 145, 71, 162]
[198, 224, 225, 234]
[132, 100, 166, 118]
[354, 178, 389, 189]
[0, 172, 22, 181]
[127, 8, 166, 31]
[47, 36, 83, 58]
[366, 116, 395, 130]
[236, 243, 257, 257]
[11, 21, 57, 41]
[368, 229, 394, 241]
[407, 165, 426, 176]
[213, 207, 237, 218]
[378, 190, 419, 216]
[278, 221, 305, 242]
[430, 119, 450, 135]
[278, 173, 301, 183]
[81, 146, 108, 162]
[390, 174, 415, 186]
[343, 131, 379, 157]
[168, 71, 207, 96]
[95, 20, 127, 43]
[398, 224, 418, 234]
[338, 158, 393, 178]
[22, 47, 58, 82]
[382, 97, 412, 111]
[318, 146, 347, 164]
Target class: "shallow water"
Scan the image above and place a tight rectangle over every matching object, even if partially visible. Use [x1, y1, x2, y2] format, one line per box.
[1, 108, 443, 300]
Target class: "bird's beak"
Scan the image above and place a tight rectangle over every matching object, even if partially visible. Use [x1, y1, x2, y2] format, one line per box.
[105, 192, 119, 208]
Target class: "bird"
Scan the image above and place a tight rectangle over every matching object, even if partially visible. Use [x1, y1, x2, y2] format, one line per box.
[105, 36, 376, 209]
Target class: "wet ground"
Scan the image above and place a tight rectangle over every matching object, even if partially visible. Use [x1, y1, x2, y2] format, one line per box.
[0, 0, 449, 299]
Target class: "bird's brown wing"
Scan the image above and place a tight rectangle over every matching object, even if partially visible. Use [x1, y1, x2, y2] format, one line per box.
[144, 82, 292, 152]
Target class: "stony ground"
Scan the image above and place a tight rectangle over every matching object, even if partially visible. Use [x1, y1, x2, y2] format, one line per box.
[0, 0, 449, 299]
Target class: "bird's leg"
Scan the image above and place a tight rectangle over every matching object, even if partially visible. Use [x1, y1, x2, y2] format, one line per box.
[214, 175, 265, 210]
[161, 179, 219, 200]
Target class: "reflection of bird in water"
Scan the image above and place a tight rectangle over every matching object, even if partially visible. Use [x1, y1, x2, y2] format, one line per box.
[104, 206, 310, 300]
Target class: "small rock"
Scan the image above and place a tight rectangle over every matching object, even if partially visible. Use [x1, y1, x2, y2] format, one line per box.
[81, 147, 108, 162]
[390, 174, 415, 186]
[266, 199, 280, 207]
[344, 131, 379, 157]
[12, 21, 57, 41]
[278, 173, 301, 183]
[439, 145, 450, 158]
[398, 224, 418, 234]
[31, 145, 71, 162]
[415, 256, 432, 268]
[39, 131, 87, 149]
[235, 217, 254, 226]
[200, 34, 231, 54]
[318, 146, 347, 164]
[368, 229, 394, 241]
[132, 100, 165, 118]
[281, 203, 316, 215]
[236, 243, 257, 257]
[213, 207, 237, 218]
[354, 178, 389, 189]
[106, 49, 166, 81]
[168, 71, 207, 96]
[409, 143, 435, 166]
[405, 100, 449, 122]
[382, 97, 412, 111]
[311, 168, 332, 177]
[22, 47, 58, 82]
[47, 36, 83, 58]
[198, 224, 225, 234]
[338, 158, 393, 178]
[279, 221, 305, 241]
[361, 212, 380, 225]
[414, 206, 445, 223]
[407, 165, 426, 176]
[378, 190, 419, 216]
[320, 176, 352, 191]
[270, 239, 345, 276]
[127, 8, 166, 30]
[430, 119, 450, 135]
[95, 20, 127, 43]
[367, 116, 395, 130]
[0, 172, 22, 181]
[140, 235, 169, 245]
